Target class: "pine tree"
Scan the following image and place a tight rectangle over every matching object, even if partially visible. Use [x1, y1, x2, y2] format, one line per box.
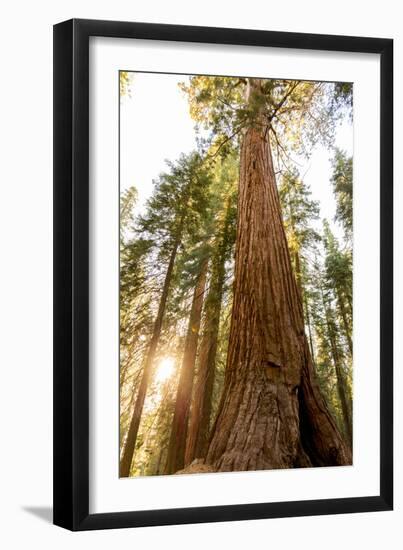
[185, 155, 238, 464]
[309, 260, 343, 432]
[323, 221, 353, 356]
[321, 285, 352, 446]
[278, 170, 321, 362]
[120, 152, 212, 477]
[165, 256, 209, 474]
[331, 149, 353, 241]
[119, 187, 154, 451]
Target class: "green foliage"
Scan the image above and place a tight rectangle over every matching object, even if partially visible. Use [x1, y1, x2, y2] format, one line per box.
[310, 278, 343, 427]
[332, 82, 353, 120]
[278, 169, 352, 442]
[279, 169, 320, 260]
[309, 257, 352, 440]
[306, 221, 353, 441]
[120, 149, 238, 473]
[136, 152, 212, 257]
[331, 149, 353, 240]
[323, 220, 352, 315]
[181, 76, 351, 161]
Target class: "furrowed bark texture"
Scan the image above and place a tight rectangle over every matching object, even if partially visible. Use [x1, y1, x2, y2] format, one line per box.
[120, 237, 180, 477]
[165, 259, 208, 474]
[206, 102, 351, 471]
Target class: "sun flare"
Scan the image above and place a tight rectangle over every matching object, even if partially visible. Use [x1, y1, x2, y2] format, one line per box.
[155, 357, 175, 384]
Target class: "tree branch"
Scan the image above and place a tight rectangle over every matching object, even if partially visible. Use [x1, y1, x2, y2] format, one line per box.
[269, 81, 300, 122]
[207, 126, 243, 159]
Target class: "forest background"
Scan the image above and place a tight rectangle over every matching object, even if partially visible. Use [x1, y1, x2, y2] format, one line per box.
[119, 72, 353, 478]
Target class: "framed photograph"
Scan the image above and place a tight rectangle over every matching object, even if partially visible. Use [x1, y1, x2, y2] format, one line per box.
[53, 19, 393, 530]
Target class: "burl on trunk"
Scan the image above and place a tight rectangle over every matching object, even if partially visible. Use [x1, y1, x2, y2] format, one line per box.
[206, 96, 351, 471]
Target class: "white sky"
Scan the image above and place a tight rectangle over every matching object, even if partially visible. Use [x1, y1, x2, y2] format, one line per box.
[120, 72, 353, 235]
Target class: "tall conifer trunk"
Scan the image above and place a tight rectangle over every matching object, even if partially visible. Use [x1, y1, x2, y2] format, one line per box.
[185, 196, 235, 465]
[120, 236, 181, 477]
[165, 259, 208, 474]
[336, 287, 353, 355]
[322, 291, 353, 447]
[303, 290, 316, 366]
[205, 79, 351, 471]
[185, 238, 229, 464]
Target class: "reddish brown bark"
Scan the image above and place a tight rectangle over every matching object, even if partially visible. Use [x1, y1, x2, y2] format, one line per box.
[185, 250, 228, 464]
[120, 237, 180, 477]
[185, 195, 235, 465]
[205, 81, 351, 471]
[165, 259, 208, 474]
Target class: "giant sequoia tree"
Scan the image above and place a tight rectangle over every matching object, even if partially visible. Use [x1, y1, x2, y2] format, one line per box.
[182, 77, 352, 470]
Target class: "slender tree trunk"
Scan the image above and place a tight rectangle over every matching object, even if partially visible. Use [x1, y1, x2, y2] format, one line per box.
[346, 292, 353, 319]
[336, 287, 353, 356]
[294, 249, 303, 298]
[185, 250, 227, 464]
[291, 230, 316, 367]
[205, 79, 351, 471]
[294, 249, 316, 364]
[322, 294, 352, 447]
[165, 259, 208, 474]
[289, 207, 317, 368]
[334, 362, 352, 446]
[155, 448, 164, 475]
[303, 291, 316, 366]
[120, 236, 181, 477]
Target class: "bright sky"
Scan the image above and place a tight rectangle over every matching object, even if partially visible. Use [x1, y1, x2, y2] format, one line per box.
[120, 72, 353, 236]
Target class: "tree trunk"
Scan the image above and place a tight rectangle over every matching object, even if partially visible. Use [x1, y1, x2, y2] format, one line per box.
[155, 447, 164, 475]
[290, 224, 316, 368]
[334, 362, 352, 446]
[165, 259, 208, 474]
[336, 287, 353, 356]
[303, 290, 316, 367]
[185, 243, 228, 464]
[205, 80, 351, 471]
[120, 236, 181, 477]
[346, 292, 353, 319]
[322, 294, 352, 447]
[294, 249, 303, 298]
[294, 248, 317, 366]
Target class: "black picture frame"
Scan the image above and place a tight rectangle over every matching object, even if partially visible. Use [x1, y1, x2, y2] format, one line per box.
[53, 18, 393, 531]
